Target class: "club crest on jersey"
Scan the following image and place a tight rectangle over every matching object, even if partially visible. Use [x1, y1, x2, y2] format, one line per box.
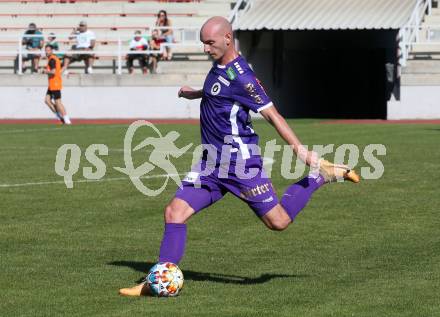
[210, 82, 221, 96]
[226, 67, 237, 80]
[244, 82, 264, 104]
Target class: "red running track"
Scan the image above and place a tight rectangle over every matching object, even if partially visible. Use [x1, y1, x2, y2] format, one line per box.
[0, 119, 200, 125]
[320, 119, 440, 124]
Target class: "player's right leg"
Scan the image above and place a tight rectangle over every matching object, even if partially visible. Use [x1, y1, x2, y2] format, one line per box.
[118, 197, 194, 297]
[54, 98, 71, 125]
[118, 174, 224, 296]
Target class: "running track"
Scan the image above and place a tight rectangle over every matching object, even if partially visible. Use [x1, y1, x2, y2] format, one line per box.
[0, 119, 439, 125]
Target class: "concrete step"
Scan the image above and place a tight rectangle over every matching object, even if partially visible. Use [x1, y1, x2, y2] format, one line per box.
[157, 60, 211, 74]
[0, 2, 231, 16]
[0, 73, 206, 86]
[429, 7, 440, 15]
[403, 59, 440, 74]
[409, 43, 440, 53]
[401, 73, 440, 85]
[423, 15, 440, 24]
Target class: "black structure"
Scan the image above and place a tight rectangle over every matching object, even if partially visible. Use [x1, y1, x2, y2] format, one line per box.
[237, 30, 400, 119]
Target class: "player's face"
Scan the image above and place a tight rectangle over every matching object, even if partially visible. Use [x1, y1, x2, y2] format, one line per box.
[200, 30, 228, 61]
[45, 46, 52, 57]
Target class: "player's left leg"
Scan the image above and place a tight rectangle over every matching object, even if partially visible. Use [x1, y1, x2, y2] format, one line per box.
[225, 163, 359, 231]
[44, 93, 57, 113]
[260, 174, 326, 230]
[44, 93, 64, 123]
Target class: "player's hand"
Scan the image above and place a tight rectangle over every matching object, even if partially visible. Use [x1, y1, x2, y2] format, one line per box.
[178, 86, 195, 98]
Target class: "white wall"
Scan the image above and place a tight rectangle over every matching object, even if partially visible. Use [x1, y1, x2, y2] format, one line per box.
[388, 86, 440, 119]
[0, 86, 201, 119]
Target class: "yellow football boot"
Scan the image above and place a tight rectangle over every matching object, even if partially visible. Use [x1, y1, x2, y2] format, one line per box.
[318, 159, 360, 183]
[119, 282, 150, 297]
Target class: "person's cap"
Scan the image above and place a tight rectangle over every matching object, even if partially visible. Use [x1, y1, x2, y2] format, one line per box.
[134, 30, 142, 35]
[79, 21, 87, 26]
[28, 23, 37, 30]
[48, 32, 56, 38]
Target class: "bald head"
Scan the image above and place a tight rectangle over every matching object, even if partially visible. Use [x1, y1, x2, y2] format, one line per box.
[200, 16, 236, 63]
[201, 16, 233, 37]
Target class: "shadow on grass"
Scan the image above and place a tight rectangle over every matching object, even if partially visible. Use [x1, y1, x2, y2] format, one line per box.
[108, 261, 306, 285]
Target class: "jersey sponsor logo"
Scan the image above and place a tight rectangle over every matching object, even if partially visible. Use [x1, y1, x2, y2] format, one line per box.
[217, 75, 230, 87]
[210, 82, 221, 95]
[234, 61, 244, 74]
[244, 82, 264, 104]
[240, 183, 271, 199]
[226, 67, 237, 80]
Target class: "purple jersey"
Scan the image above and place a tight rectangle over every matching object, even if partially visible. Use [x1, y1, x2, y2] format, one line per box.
[200, 55, 273, 165]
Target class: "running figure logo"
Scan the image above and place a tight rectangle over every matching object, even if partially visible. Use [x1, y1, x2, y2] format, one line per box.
[115, 120, 193, 196]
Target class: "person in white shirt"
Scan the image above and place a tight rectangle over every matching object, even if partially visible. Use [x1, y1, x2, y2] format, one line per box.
[126, 30, 149, 74]
[63, 21, 96, 75]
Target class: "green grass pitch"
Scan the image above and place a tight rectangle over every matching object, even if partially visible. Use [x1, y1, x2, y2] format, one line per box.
[0, 120, 438, 316]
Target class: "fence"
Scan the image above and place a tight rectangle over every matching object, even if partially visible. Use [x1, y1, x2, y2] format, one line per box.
[398, 0, 433, 66]
[0, 26, 203, 74]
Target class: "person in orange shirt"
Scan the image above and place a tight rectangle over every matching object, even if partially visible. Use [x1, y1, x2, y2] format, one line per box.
[42, 44, 71, 125]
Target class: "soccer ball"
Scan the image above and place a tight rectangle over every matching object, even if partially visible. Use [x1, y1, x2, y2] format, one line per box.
[146, 262, 184, 297]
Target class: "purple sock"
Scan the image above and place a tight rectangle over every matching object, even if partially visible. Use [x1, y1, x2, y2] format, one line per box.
[281, 174, 325, 222]
[158, 223, 187, 264]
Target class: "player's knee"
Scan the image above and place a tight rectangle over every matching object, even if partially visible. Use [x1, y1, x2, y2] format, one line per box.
[164, 204, 186, 224]
[267, 217, 290, 231]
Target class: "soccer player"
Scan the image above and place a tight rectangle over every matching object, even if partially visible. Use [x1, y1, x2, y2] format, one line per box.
[119, 16, 359, 296]
[42, 45, 71, 125]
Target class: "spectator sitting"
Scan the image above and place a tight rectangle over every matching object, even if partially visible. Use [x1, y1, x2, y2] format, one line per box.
[15, 23, 44, 73]
[126, 30, 149, 75]
[155, 10, 174, 60]
[63, 21, 96, 75]
[46, 33, 64, 60]
[148, 29, 162, 74]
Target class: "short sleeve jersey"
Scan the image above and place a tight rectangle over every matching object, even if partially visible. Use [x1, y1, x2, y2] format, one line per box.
[76, 30, 96, 49]
[200, 55, 273, 164]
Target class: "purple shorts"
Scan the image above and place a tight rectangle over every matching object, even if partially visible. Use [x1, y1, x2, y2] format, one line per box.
[175, 160, 278, 217]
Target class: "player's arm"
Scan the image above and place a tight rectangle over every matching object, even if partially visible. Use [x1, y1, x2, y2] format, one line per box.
[178, 86, 203, 100]
[260, 106, 318, 167]
[231, 73, 317, 166]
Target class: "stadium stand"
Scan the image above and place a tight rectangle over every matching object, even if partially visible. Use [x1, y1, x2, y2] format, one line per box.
[0, 0, 235, 73]
[403, 2, 440, 85]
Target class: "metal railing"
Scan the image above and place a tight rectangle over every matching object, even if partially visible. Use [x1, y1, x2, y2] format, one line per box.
[0, 26, 203, 74]
[228, 0, 253, 28]
[399, 0, 433, 66]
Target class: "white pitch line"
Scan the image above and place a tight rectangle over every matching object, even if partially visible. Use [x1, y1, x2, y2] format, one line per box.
[0, 173, 184, 189]
[0, 124, 128, 135]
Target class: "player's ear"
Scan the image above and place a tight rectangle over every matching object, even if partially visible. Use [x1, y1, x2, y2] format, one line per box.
[225, 32, 232, 46]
